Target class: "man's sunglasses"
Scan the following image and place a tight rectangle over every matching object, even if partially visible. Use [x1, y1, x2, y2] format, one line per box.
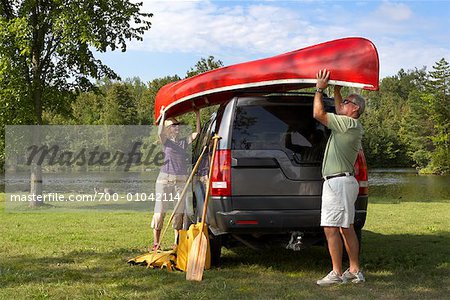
[342, 99, 358, 106]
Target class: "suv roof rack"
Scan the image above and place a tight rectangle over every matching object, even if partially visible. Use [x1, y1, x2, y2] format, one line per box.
[234, 90, 320, 97]
[233, 90, 334, 107]
[265, 91, 317, 97]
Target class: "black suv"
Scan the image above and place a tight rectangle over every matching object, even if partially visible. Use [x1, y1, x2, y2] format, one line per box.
[192, 92, 368, 263]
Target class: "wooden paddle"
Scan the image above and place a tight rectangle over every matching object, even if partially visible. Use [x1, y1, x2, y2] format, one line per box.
[151, 144, 208, 256]
[186, 134, 221, 281]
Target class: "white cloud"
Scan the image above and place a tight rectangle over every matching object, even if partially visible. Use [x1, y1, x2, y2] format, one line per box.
[375, 38, 449, 76]
[375, 1, 413, 22]
[133, 0, 320, 55]
[129, 0, 449, 78]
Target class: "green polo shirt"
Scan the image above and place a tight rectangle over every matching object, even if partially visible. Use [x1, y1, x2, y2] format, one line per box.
[322, 113, 363, 177]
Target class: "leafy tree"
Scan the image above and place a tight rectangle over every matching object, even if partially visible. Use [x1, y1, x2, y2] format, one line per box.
[137, 75, 181, 125]
[125, 77, 148, 124]
[0, 0, 152, 204]
[101, 82, 136, 125]
[185, 55, 223, 78]
[426, 58, 450, 147]
[71, 91, 103, 125]
[360, 69, 423, 167]
[397, 59, 450, 173]
[1, 0, 151, 124]
[424, 58, 450, 173]
[181, 56, 223, 126]
[400, 89, 434, 169]
[125, 77, 147, 103]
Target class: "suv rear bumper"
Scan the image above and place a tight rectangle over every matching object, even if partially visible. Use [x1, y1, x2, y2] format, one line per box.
[210, 196, 368, 234]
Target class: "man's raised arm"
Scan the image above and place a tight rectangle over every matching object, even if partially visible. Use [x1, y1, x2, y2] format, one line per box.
[313, 69, 330, 126]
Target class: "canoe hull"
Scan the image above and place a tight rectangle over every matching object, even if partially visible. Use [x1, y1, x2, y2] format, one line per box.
[155, 37, 379, 122]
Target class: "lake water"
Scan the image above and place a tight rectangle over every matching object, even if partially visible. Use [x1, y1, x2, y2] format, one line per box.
[1, 169, 449, 203]
[369, 168, 450, 202]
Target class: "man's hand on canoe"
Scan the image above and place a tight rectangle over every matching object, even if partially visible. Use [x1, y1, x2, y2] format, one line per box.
[313, 69, 329, 126]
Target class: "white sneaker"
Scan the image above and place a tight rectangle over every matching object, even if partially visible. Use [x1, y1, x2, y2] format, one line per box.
[316, 270, 346, 286]
[343, 268, 366, 283]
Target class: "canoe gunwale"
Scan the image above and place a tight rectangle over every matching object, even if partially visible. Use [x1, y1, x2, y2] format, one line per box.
[155, 79, 374, 124]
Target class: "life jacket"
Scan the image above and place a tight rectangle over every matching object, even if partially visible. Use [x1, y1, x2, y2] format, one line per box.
[127, 249, 177, 272]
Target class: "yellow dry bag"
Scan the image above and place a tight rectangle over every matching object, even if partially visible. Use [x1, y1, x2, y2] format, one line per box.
[176, 223, 211, 272]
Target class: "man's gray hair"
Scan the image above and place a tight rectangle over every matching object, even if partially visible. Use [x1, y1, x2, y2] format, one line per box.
[349, 93, 365, 117]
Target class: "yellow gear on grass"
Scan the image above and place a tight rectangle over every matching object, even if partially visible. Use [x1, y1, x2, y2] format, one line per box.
[127, 249, 177, 272]
[127, 223, 211, 272]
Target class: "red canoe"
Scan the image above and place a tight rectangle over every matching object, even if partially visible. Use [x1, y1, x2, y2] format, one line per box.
[154, 37, 379, 123]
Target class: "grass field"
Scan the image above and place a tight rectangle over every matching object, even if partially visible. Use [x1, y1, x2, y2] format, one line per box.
[0, 193, 449, 299]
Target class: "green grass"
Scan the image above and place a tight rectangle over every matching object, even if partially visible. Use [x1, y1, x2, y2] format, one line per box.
[1, 194, 449, 299]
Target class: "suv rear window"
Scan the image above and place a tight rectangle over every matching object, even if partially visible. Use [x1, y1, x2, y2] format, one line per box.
[231, 101, 329, 163]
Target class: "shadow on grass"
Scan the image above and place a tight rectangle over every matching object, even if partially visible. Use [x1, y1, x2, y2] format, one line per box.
[216, 230, 450, 296]
[220, 229, 450, 271]
[4, 201, 154, 213]
[1, 231, 449, 299]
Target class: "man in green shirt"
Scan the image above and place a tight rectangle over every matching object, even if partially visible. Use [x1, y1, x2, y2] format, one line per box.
[313, 69, 366, 286]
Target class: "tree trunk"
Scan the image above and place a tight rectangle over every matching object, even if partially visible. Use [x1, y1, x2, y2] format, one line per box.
[29, 126, 43, 207]
[29, 2, 45, 207]
[29, 82, 44, 207]
[29, 164, 43, 207]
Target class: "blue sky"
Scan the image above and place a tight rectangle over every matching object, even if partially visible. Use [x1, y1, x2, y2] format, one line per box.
[97, 0, 450, 82]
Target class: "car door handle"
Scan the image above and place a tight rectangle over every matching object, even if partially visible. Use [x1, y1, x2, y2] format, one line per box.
[232, 157, 279, 168]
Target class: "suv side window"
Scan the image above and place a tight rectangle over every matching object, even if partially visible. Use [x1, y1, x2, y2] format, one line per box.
[194, 113, 215, 156]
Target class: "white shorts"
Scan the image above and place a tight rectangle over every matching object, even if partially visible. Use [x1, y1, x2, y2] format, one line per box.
[320, 176, 359, 228]
[151, 172, 189, 230]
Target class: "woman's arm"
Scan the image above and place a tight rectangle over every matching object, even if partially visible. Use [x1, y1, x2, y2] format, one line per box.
[158, 106, 167, 145]
[190, 109, 201, 143]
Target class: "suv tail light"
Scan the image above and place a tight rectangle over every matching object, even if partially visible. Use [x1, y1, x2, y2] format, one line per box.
[211, 149, 231, 197]
[354, 150, 368, 195]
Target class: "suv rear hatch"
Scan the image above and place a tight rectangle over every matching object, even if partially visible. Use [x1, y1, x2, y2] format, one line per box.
[230, 95, 330, 211]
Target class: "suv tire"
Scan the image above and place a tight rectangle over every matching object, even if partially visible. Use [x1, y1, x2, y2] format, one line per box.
[209, 231, 222, 266]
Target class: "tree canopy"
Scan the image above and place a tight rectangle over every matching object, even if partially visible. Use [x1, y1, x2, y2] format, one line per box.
[361, 58, 450, 174]
[0, 0, 152, 125]
[0, 0, 152, 201]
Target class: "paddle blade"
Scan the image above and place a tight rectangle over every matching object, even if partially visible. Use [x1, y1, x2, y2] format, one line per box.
[186, 233, 207, 281]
